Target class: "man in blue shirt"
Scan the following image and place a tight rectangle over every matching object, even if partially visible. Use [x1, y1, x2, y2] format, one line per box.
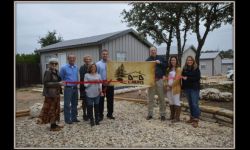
[146, 46, 167, 121]
[60, 54, 80, 124]
[96, 49, 115, 121]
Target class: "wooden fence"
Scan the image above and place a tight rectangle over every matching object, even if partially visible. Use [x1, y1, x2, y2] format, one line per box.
[16, 63, 42, 88]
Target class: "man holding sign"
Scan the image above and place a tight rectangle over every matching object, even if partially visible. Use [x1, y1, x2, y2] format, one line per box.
[146, 46, 167, 121]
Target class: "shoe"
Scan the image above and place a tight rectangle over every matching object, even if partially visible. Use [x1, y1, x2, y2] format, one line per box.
[83, 115, 89, 121]
[36, 118, 43, 124]
[95, 121, 100, 125]
[55, 124, 64, 128]
[72, 119, 80, 122]
[50, 126, 61, 131]
[186, 116, 194, 124]
[99, 117, 103, 122]
[107, 115, 115, 119]
[146, 116, 153, 120]
[160, 116, 166, 121]
[65, 121, 73, 124]
[192, 119, 199, 128]
[90, 119, 95, 127]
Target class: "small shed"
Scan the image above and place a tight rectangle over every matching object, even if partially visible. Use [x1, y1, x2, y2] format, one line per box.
[199, 51, 222, 76]
[157, 46, 222, 76]
[222, 58, 234, 74]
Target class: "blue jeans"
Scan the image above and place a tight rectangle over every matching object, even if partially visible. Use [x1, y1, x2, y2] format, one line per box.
[64, 86, 78, 123]
[185, 89, 200, 118]
[86, 96, 100, 106]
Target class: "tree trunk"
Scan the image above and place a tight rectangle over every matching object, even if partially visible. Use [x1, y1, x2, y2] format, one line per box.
[165, 26, 174, 63]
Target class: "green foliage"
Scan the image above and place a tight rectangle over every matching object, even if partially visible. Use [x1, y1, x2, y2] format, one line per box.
[121, 2, 234, 65]
[38, 30, 63, 48]
[220, 49, 233, 58]
[16, 53, 40, 64]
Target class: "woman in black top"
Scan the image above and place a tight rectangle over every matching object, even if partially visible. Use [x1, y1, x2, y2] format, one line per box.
[182, 56, 201, 128]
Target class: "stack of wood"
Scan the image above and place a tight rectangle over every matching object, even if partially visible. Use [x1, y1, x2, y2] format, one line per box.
[16, 109, 30, 117]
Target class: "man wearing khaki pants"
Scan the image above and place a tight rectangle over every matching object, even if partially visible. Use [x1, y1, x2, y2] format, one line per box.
[146, 46, 167, 121]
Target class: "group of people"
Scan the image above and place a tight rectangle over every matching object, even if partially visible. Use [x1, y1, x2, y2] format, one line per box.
[37, 46, 201, 132]
[146, 46, 201, 128]
[37, 49, 115, 131]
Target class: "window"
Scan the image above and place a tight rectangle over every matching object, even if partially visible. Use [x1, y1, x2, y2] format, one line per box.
[116, 52, 126, 61]
[201, 64, 206, 70]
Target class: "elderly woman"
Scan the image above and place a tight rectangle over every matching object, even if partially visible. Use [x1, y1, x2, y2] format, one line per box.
[37, 58, 63, 131]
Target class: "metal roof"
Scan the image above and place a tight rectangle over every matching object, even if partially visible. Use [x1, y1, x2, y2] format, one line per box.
[222, 58, 233, 64]
[200, 51, 221, 59]
[35, 28, 153, 53]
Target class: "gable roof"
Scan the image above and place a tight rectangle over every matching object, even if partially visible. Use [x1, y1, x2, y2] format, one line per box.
[35, 28, 153, 53]
[200, 51, 221, 59]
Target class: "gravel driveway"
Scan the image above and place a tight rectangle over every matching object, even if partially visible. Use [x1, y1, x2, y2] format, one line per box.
[15, 100, 234, 148]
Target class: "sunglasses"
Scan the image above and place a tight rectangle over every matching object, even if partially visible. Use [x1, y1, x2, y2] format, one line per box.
[50, 62, 58, 65]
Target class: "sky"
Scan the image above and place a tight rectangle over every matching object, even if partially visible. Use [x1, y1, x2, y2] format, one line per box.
[15, 2, 234, 54]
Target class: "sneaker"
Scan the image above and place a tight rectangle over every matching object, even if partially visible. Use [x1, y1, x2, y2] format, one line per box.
[160, 116, 166, 121]
[146, 116, 153, 120]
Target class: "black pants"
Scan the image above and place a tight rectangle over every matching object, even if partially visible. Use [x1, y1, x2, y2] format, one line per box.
[99, 85, 114, 118]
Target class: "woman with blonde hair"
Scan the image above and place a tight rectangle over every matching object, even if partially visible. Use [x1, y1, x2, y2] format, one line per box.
[164, 56, 182, 123]
[79, 55, 93, 121]
[182, 56, 201, 128]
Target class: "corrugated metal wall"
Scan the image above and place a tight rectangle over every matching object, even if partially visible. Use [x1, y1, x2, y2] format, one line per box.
[214, 55, 222, 75]
[200, 59, 213, 76]
[40, 33, 151, 79]
[40, 45, 100, 80]
[102, 33, 149, 61]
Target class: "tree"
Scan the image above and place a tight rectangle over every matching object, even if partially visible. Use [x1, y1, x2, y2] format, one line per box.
[115, 64, 127, 81]
[220, 49, 233, 58]
[122, 3, 191, 65]
[189, 3, 233, 65]
[38, 30, 63, 48]
[122, 2, 233, 66]
[122, 3, 175, 63]
[16, 53, 40, 63]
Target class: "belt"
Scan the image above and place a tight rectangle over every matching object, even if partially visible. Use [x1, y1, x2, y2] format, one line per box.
[65, 86, 77, 89]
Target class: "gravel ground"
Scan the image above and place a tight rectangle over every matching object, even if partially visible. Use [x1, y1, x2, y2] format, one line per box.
[15, 100, 234, 148]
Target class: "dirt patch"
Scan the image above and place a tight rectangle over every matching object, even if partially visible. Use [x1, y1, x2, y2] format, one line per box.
[16, 87, 44, 111]
[15, 86, 233, 112]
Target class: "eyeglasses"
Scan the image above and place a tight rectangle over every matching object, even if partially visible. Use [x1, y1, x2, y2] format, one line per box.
[50, 63, 58, 65]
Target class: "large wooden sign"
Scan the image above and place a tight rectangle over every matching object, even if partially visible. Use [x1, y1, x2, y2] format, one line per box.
[107, 61, 155, 86]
